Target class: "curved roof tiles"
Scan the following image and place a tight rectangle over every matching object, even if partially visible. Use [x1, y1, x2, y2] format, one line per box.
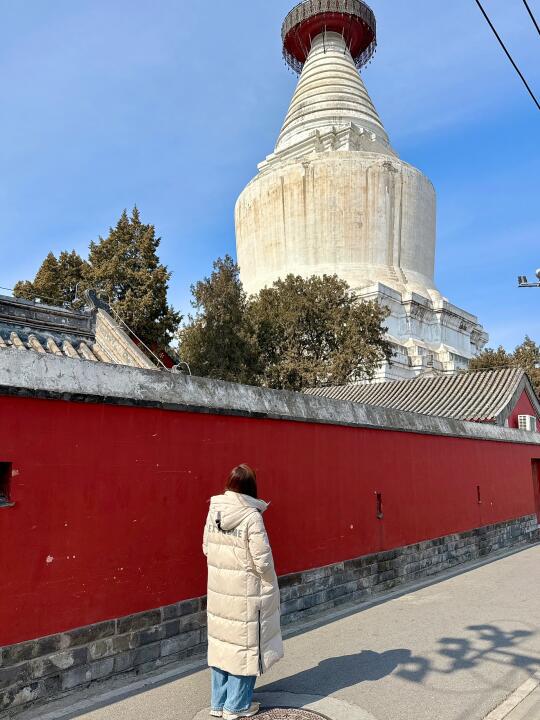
[306, 368, 540, 424]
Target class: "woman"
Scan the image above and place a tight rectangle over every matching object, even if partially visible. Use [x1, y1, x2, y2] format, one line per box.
[203, 464, 283, 719]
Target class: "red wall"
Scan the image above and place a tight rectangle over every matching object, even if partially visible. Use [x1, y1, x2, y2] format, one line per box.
[0, 394, 539, 647]
[508, 389, 540, 429]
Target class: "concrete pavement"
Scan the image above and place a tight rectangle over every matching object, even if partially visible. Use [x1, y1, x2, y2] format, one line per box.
[16, 544, 540, 720]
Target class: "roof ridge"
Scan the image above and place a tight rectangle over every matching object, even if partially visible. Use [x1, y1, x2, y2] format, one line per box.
[304, 367, 533, 424]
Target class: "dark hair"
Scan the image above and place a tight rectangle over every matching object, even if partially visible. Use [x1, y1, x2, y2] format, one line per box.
[226, 464, 258, 499]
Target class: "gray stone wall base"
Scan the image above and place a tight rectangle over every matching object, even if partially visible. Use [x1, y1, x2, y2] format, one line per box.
[1, 515, 537, 715]
[277, 515, 538, 627]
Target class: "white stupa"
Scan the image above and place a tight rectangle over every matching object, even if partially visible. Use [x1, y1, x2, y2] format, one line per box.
[235, 0, 488, 380]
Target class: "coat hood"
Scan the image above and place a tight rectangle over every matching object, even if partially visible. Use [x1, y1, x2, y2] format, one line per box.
[208, 491, 269, 532]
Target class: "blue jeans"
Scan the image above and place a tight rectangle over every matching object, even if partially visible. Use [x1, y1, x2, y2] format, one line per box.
[211, 667, 257, 714]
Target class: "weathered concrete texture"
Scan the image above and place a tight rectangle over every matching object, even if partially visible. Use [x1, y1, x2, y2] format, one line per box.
[0, 351, 539, 447]
[237, 151, 437, 300]
[1, 515, 536, 714]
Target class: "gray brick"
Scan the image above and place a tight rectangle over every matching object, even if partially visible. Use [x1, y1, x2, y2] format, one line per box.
[302, 564, 343, 583]
[280, 598, 302, 615]
[160, 630, 200, 657]
[133, 643, 161, 666]
[66, 620, 116, 648]
[180, 643, 206, 660]
[117, 609, 161, 634]
[178, 611, 206, 634]
[1, 636, 61, 667]
[61, 665, 92, 691]
[162, 598, 200, 621]
[29, 646, 87, 680]
[136, 625, 165, 646]
[88, 638, 115, 661]
[1, 621, 115, 668]
[112, 633, 139, 654]
[114, 650, 137, 674]
[1, 676, 62, 711]
[0, 662, 30, 690]
[90, 657, 114, 681]
[136, 659, 162, 675]
[163, 620, 181, 638]
[278, 572, 303, 589]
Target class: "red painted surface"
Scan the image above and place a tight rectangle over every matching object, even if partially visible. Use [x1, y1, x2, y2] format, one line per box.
[532, 461, 540, 524]
[508, 389, 540, 429]
[0, 394, 538, 647]
[284, 12, 374, 65]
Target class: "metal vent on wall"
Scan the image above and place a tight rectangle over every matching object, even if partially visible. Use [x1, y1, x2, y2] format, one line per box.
[518, 415, 537, 433]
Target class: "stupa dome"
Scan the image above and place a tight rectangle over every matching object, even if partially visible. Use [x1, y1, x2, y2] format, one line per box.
[235, 2, 488, 380]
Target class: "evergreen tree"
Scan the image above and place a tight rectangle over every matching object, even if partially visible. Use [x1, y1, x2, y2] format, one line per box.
[469, 346, 512, 371]
[470, 336, 540, 395]
[13, 251, 88, 307]
[180, 262, 393, 390]
[179, 256, 260, 384]
[248, 274, 393, 391]
[87, 207, 181, 347]
[513, 337, 540, 394]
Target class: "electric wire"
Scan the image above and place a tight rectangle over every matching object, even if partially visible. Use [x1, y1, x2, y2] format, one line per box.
[0, 284, 68, 306]
[522, 0, 540, 35]
[1, 283, 169, 371]
[474, 0, 540, 110]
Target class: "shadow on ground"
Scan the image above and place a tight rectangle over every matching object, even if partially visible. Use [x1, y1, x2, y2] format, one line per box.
[258, 624, 540, 696]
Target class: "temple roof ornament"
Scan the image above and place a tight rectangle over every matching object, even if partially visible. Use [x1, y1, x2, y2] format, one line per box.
[282, 0, 377, 74]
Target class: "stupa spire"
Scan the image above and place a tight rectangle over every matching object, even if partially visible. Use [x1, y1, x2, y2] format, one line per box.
[276, 31, 389, 153]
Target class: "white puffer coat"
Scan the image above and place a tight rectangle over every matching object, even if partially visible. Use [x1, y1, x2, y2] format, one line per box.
[203, 491, 283, 677]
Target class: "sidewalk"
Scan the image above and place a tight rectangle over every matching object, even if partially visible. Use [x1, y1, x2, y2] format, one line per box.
[17, 544, 540, 720]
[505, 683, 540, 719]
[485, 676, 540, 720]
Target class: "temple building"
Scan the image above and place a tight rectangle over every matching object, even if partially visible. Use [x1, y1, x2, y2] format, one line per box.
[0, 291, 158, 370]
[235, 0, 488, 381]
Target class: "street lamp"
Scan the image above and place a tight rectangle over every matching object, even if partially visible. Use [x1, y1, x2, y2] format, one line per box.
[518, 269, 540, 288]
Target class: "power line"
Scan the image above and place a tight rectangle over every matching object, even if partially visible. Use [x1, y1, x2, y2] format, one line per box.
[522, 0, 540, 35]
[0, 284, 75, 306]
[474, 0, 540, 110]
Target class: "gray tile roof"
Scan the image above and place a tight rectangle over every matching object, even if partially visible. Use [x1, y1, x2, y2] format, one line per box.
[0, 294, 156, 370]
[305, 368, 539, 424]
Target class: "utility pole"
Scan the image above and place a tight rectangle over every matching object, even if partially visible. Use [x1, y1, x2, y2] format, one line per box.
[518, 270, 540, 288]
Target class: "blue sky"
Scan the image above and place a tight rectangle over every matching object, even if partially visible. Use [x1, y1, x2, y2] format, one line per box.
[1, 0, 538, 349]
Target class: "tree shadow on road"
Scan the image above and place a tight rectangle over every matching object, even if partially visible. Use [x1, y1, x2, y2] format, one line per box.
[398, 624, 539, 683]
[258, 624, 540, 695]
[259, 649, 413, 695]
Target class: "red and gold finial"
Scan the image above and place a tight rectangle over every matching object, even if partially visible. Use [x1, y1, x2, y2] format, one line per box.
[282, 0, 377, 74]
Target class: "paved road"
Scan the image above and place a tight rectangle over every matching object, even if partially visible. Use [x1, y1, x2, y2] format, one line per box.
[22, 544, 540, 720]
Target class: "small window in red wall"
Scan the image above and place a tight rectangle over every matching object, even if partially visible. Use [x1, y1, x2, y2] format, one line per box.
[0, 463, 13, 507]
